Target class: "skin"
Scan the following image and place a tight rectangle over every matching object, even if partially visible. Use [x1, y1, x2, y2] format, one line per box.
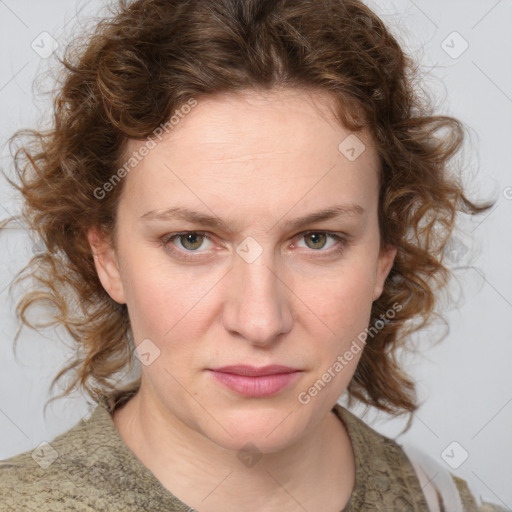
[88, 88, 396, 512]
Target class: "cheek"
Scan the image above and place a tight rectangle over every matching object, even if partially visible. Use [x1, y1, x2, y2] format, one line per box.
[307, 260, 377, 329]
[119, 255, 179, 337]
[120, 253, 220, 351]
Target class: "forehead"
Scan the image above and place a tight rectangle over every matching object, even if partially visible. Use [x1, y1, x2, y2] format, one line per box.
[135, 88, 368, 156]
[120, 89, 379, 221]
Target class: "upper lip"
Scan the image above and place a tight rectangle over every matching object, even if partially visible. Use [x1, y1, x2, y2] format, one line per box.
[210, 365, 299, 377]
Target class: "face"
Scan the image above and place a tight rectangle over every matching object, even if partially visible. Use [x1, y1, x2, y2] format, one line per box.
[88, 88, 396, 454]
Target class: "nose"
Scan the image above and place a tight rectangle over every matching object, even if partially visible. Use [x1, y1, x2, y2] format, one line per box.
[222, 247, 293, 347]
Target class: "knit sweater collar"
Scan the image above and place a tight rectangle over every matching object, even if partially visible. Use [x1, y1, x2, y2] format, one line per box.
[83, 390, 426, 511]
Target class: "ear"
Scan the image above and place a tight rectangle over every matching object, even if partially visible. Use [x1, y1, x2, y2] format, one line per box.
[87, 227, 126, 304]
[373, 244, 397, 301]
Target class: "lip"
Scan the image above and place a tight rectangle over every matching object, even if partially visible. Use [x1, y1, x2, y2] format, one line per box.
[208, 365, 302, 397]
[211, 365, 299, 377]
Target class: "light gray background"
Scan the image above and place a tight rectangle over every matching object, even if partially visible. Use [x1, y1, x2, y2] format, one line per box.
[1, 0, 511, 507]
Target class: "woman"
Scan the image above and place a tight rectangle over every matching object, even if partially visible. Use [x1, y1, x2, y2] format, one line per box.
[0, 0, 507, 510]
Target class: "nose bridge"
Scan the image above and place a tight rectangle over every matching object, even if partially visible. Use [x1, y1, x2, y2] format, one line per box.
[224, 237, 292, 344]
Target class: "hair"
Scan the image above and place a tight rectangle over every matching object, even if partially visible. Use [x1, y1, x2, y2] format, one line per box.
[2, 0, 493, 419]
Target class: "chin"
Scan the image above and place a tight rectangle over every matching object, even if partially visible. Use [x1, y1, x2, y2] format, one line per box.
[199, 404, 313, 454]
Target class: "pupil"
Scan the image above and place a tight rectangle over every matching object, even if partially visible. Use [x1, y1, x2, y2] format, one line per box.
[184, 233, 201, 249]
[308, 233, 325, 249]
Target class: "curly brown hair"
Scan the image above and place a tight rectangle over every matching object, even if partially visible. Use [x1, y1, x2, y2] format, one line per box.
[2, 0, 492, 418]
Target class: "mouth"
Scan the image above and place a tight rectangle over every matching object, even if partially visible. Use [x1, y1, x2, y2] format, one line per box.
[208, 365, 302, 397]
[210, 365, 299, 376]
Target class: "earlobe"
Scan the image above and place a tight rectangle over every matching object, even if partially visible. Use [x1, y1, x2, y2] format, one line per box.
[87, 227, 126, 304]
[373, 245, 397, 301]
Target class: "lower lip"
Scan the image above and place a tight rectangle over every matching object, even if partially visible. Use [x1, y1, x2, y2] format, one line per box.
[209, 371, 301, 397]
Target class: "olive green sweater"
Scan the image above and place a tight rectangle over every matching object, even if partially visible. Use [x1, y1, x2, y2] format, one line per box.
[0, 390, 507, 511]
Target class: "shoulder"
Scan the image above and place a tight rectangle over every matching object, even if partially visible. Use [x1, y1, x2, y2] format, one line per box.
[451, 475, 510, 512]
[0, 393, 182, 512]
[0, 448, 94, 511]
[333, 403, 510, 512]
[0, 404, 109, 511]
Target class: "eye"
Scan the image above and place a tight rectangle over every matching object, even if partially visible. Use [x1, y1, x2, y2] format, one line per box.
[294, 231, 348, 255]
[161, 230, 349, 261]
[297, 232, 335, 250]
[161, 231, 215, 260]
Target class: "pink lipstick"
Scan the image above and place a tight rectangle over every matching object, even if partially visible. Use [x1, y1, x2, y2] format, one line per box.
[208, 365, 301, 397]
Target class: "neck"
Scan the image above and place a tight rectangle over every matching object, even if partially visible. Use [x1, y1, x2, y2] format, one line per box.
[112, 386, 355, 512]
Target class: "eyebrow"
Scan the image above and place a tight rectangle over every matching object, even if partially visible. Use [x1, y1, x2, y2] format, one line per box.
[139, 204, 365, 232]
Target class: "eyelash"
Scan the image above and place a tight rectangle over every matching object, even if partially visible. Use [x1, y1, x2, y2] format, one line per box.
[160, 230, 350, 261]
